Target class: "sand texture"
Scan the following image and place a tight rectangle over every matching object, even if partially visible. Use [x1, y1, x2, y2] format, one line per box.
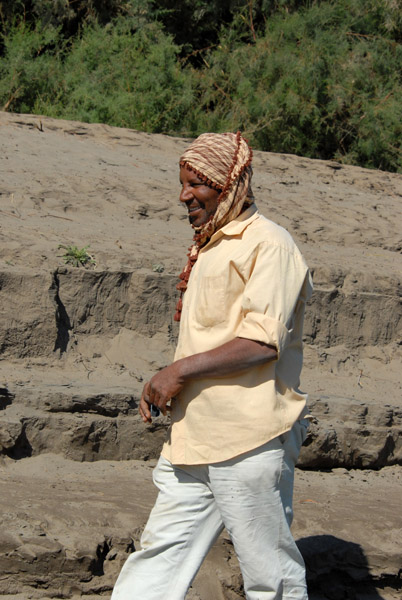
[0, 111, 401, 599]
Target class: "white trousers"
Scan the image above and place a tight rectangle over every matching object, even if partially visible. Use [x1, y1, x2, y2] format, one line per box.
[111, 421, 309, 600]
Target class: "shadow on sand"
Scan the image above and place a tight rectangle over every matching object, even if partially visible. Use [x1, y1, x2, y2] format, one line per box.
[298, 534, 399, 600]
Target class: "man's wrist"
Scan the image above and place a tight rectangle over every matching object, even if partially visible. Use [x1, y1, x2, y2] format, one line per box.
[173, 357, 192, 384]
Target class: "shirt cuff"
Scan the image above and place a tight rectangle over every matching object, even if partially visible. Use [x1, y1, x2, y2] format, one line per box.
[236, 313, 291, 357]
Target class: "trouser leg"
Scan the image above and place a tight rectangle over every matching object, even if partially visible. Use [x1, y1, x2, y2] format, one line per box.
[209, 433, 308, 600]
[111, 456, 223, 600]
[280, 418, 309, 526]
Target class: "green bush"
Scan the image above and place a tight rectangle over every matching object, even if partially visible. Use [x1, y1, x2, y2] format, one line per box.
[0, 0, 152, 33]
[0, 22, 65, 113]
[52, 20, 196, 132]
[0, 0, 400, 171]
[188, 0, 402, 171]
[0, 18, 196, 133]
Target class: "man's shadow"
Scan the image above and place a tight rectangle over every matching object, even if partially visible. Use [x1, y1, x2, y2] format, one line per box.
[297, 535, 396, 599]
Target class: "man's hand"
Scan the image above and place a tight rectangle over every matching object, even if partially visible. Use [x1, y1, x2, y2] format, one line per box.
[139, 362, 184, 423]
[139, 337, 277, 423]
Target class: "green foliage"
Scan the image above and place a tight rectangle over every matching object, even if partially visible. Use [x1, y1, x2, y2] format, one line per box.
[148, 0, 241, 57]
[0, 0, 400, 171]
[0, 0, 153, 33]
[0, 17, 195, 132]
[0, 21, 65, 113]
[58, 244, 96, 268]
[54, 19, 195, 132]
[189, 0, 402, 171]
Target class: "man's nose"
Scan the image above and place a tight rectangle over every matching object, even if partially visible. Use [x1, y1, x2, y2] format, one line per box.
[179, 184, 193, 203]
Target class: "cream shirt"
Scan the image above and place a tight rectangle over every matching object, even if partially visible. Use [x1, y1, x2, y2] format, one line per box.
[162, 204, 313, 465]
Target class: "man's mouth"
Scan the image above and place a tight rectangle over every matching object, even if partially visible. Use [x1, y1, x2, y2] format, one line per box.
[188, 205, 202, 214]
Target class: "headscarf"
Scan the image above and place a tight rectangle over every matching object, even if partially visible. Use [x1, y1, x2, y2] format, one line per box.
[174, 131, 253, 321]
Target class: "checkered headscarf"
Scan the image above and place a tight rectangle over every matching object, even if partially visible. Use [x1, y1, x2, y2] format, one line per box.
[174, 132, 253, 321]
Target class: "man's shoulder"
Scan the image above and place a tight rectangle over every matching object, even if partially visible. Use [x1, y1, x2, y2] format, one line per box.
[243, 211, 297, 252]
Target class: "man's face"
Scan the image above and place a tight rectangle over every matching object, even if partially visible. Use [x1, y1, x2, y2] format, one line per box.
[179, 166, 221, 228]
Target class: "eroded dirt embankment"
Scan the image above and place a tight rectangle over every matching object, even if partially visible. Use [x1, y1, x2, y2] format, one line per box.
[0, 111, 401, 599]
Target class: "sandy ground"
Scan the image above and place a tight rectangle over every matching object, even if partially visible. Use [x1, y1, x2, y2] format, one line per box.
[0, 111, 401, 598]
[0, 453, 401, 600]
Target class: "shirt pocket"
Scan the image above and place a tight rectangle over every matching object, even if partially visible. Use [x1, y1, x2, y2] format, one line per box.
[193, 275, 226, 328]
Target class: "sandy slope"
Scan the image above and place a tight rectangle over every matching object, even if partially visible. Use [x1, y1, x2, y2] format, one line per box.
[0, 111, 401, 598]
[1, 111, 400, 401]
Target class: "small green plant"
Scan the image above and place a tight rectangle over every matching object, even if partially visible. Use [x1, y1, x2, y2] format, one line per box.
[152, 263, 165, 273]
[58, 244, 96, 268]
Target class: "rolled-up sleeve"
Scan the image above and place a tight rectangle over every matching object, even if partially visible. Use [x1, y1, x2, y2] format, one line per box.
[236, 242, 311, 356]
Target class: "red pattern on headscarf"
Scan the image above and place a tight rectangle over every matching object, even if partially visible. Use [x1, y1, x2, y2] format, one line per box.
[174, 132, 253, 321]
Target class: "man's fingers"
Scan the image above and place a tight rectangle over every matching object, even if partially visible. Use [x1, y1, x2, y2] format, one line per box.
[143, 382, 153, 405]
[148, 388, 166, 415]
[139, 379, 175, 422]
[140, 408, 152, 423]
[140, 405, 152, 423]
[139, 392, 152, 423]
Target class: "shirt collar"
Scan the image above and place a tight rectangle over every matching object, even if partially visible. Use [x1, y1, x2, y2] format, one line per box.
[204, 204, 259, 248]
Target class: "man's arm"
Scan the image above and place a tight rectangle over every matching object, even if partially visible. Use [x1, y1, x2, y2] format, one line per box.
[139, 337, 277, 423]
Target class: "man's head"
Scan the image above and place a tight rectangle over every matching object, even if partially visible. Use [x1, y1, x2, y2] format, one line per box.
[174, 132, 254, 321]
[179, 132, 253, 243]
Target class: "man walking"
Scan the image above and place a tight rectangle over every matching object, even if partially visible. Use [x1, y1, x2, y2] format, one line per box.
[112, 132, 312, 599]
